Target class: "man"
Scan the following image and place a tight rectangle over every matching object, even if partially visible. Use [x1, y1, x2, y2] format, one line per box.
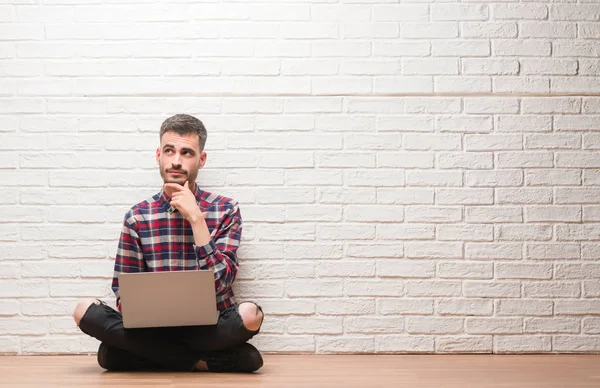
[72, 114, 264, 373]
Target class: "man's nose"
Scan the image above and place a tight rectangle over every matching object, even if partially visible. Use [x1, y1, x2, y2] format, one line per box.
[172, 153, 181, 166]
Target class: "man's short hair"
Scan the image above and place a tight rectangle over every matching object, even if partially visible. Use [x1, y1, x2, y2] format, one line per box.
[160, 114, 207, 151]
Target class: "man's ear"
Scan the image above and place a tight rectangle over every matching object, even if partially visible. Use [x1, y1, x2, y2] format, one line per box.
[199, 151, 207, 169]
[156, 147, 160, 164]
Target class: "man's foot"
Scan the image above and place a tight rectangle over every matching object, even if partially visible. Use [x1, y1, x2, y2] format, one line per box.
[97, 342, 163, 371]
[197, 343, 263, 373]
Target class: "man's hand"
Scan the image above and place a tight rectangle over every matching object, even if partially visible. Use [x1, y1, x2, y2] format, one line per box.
[164, 181, 205, 224]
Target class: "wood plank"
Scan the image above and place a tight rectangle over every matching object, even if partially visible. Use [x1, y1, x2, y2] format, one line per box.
[1, 355, 599, 388]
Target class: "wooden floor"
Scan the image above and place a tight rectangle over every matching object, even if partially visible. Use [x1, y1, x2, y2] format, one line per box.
[1, 354, 599, 387]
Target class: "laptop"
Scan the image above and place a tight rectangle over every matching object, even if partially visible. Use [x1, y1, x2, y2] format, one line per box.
[118, 270, 219, 329]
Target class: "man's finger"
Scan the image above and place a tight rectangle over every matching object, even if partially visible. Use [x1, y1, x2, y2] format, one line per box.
[184, 180, 189, 190]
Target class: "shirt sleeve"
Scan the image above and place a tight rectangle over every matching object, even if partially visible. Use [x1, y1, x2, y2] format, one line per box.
[194, 201, 242, 297]
[111, 211, 146, 312]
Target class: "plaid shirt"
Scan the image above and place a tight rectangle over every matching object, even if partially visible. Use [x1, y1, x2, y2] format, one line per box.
[111, 185, 242, 312]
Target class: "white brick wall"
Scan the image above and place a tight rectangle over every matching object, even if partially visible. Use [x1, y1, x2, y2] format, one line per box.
[1, 0, 600, 355]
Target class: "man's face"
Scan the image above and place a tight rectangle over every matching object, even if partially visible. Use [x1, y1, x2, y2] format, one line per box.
[156, 132, 206, 187]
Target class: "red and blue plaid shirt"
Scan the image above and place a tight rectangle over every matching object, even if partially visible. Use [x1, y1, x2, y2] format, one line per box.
[111, 185, 242, 312]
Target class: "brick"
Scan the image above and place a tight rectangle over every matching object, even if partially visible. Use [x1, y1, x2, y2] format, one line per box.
[437, 336, 492, 353]
[346, 317, 404, 334]
[405, 206, 462, 223]
[345, 134, 401, 150]
[377, 189, 434, 205]
[494, 336, 551, 353]
[317, 225, 375, 240]
[466, 318, 522, 334]
[463, 282, 521, 298]
[493, 40, 551, 57]
[496, 225, 553, 241]
[493, 4, 548, 20]
[524, 282, 581, 298]
[317, 152, 375, 168]
[378, 299, 434, 316]
[317, 261, 375, 278]
[437, 116, 493, 133]
[345, 205, 404, 222]
[402, 23, 458, 39]
[287, 317, 342, 335]
[525, 206, 582, 222]
[286, 205, 341, 222]
[496, 300, 553, 317]
[374, 77, 433, 94]
[285, 169, 341, 186]
[463, 59, 518, 75]
[377, 260, 434, 279]
[347, 169, 403, 187]
[319, 188, 376, 204]
[376, 224, 435, 241]
[436, 188, 493, 205]
[372, 5, 429, 22]
[437, 152, 493, 169]
[435, 76, 492, 93]
[494, 77, 550, 94]
[432, 40, 489, 57]
[497, 263, 553, 280]
[317, 337, 375, 354]
[373, 42, 429, 57]
[462, 22, 517, 38]
[465, 207, 522, 223]
[432, 4, 488, 21]
[557, 225, 600, 241]
[405, 98, 461, 114]
[496, 115, 552, 133]
[496, 188, 553, 204]
[555, 300, 600, 316]
[553, 336, 600, 352]
[347, 243, 405, 258]
[525, 318, 580, 334]
[283, 243, 342, 260]
[466, 170, 523, 187]
[527, 169, 581, 186]
[342, 23, 399, 39]
[555, 264, 600, 280]
[402, 58, 459, 75]
[522, 97, 580, 114]
[406, 317, 463, 334]
[405, 281, 462, 297]
[345, 280, 403, 297]
[256, 224, 315, 241]
[376, 336, 434, 353]
[521, 59, 578, 75]
[526, 244, 581, 260]
[437, 299, 493, 316]
[583, 318, 600, 334]
[317, 299, 375, 316]
[406, 171, 462, 187]
[404, 134, 461, 151]
[377, 152, 433, 168]
[437, 261, 492, 279]
[252, 335, 314, 353]
[437, 225, 493, 242]
[405, 242, 462, 259]
[556, 188, 600, 204]
[555, 117, 600, 132]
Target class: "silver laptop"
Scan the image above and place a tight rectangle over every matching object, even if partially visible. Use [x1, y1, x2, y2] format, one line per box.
[118, 270, 219, 329]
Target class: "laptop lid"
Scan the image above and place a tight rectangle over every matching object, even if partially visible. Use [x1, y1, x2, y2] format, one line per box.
[118, 270, 218, 329]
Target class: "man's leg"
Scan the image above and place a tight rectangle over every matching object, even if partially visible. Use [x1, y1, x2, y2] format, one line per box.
[186, 302, 265, 373]
[73, 298, 200, 371]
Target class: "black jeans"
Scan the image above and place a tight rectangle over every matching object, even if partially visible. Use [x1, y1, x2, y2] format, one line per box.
[78, 300, 263, 371]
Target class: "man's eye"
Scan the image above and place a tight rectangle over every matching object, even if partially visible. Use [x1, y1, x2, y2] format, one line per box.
[165, 149, 172, 154]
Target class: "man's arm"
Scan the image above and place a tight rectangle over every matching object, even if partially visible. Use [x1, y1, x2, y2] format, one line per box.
[111, 212, 146, 311]
[192, 202, 242, 296]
